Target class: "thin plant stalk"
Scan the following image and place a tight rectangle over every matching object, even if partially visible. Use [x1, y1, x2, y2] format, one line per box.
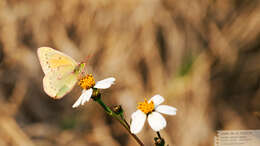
[121, 115, 130, 129]
[156, 132, 162, 139]
[95, 98, 144, 146]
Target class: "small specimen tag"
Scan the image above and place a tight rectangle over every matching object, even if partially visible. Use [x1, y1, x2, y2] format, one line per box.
[215, 130, 260, 146]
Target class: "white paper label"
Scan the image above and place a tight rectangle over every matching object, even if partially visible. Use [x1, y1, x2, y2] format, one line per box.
[215, 130, 260, 146]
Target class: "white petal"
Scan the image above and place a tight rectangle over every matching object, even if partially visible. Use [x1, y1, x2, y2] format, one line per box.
[156, 105, 177, 115]
[149, 94, 164, 107]
[72, 90, 86, 108]
[147, 112, 166, 132]
[94, 77, 116, 89]
[130, 110, 146, 134]
[81, 88, 93, 105]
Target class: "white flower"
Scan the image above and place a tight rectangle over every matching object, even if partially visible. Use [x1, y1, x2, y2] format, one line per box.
[130, 95, 177, 134]
[72, 74, 115, 108]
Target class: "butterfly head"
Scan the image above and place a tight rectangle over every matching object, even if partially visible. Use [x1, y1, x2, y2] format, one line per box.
[74, 62, 86, 74]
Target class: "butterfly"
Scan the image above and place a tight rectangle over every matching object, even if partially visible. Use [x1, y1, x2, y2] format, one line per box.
[37, 47, 85, 99]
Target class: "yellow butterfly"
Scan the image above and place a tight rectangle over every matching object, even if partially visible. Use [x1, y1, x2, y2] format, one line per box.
[37, 47, 85, 99]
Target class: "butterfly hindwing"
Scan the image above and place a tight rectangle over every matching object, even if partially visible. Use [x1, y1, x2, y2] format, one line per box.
[43, 72, 78, 99]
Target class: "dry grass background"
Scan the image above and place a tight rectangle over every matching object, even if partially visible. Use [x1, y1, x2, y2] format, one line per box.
[0, 0, 260, 146]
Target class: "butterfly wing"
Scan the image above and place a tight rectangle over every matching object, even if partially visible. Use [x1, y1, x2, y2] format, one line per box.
[43, 70, 78, 99]
[37, 47, 77, 75]
[37, 47, 79, 99]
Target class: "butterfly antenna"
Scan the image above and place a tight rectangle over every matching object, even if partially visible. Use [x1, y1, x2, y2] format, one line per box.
[83, 54, 93, 64]
[79, 54, 93, 78]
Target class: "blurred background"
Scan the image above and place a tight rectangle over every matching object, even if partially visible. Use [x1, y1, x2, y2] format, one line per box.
[0, 0, 260, 146]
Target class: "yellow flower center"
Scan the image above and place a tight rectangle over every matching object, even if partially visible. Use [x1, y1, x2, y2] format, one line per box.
[78, 74, 95, 90]
[137, 98, 155, 114]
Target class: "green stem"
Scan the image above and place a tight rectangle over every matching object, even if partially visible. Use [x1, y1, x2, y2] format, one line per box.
[121, 115, 130, 129]
[95, 97, 113, 115]
[95, 98, 144, 146]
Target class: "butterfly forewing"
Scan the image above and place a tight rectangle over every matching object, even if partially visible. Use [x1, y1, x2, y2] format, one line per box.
[37, 47, 77, 75]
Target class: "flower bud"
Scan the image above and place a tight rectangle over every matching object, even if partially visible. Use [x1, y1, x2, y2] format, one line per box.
[113, 105, 123, 115]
